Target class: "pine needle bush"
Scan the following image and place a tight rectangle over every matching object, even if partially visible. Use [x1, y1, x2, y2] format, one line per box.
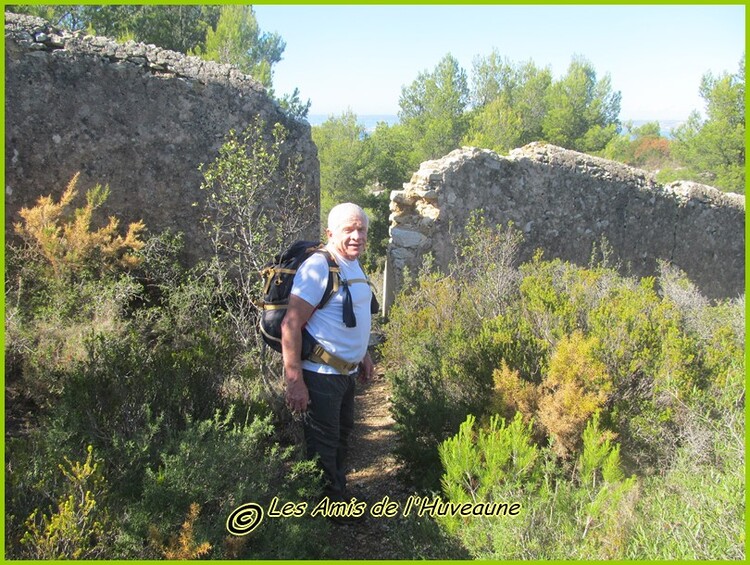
[20, 446, 111, 560]
[537, 331, 611, 458]
[437, 412, 638, 559]
[151, 503, 212, 560]
[13, 172, 145, 279]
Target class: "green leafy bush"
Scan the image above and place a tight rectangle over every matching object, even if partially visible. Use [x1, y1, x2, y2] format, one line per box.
[129, 410, 327, 560]
[438, 412, 638, 559]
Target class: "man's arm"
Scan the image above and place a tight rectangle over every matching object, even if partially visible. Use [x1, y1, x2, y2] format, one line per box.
[280, 294, 317, 412]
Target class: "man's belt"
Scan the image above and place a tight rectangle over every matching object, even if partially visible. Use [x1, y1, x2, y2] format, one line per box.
[308, 344, 359, 375]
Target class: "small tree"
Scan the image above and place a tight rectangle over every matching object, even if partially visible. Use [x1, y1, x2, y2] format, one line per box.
[199, 116, 315, 358]
[669, 55, 745, 193]
[193, 4, 284, 88]
[542, 56, 621, 153]
[399, 53, 470, 162]
[465, 53, 551, 153]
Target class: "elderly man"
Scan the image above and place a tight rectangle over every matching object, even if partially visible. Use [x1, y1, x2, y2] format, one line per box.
[281, 203, 375, 507]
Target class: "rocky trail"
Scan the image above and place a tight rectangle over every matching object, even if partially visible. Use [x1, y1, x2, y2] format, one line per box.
[324, 371, 413, 559]
[323, 371, 470, 561]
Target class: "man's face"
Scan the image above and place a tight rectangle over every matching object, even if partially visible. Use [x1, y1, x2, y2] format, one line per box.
[327, 214, 368, 261]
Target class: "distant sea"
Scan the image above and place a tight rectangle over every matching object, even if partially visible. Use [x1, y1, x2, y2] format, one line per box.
[307, 114, 684, 138]
[307, 114, 399, 133]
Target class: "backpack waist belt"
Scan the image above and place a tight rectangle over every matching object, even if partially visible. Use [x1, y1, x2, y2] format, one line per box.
[308, 343, 359, 375]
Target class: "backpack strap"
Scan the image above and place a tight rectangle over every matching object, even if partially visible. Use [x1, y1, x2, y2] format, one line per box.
[316, 248, 340, 310]
[313, 247, 379, 323]
[308, 343, 359, 374]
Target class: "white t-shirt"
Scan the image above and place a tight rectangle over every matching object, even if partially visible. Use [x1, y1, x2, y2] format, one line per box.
[290, 248, 372, 374]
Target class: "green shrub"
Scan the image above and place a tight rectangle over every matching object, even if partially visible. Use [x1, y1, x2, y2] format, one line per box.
[19, 446, 112, 560]
[384, 224, 743, 560]
[130, 410, 327, 560]
[199, 117, 315, 351]
[389, 359, 475, 490]
[55, 292, 238, 494]
[438, 412, 638, 559]
[518, 253, 581, 344]
[5, 125, 340, 559]
[440, 413, 540, 512]
[625, 386, 744, 559]
[383, 216, 524, 490]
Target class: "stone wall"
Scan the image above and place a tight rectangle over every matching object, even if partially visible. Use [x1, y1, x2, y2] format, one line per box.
[5, 12, 320, 264]
[385, 143, 744, 309]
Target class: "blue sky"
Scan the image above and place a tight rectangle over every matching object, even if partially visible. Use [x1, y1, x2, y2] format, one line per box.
[253, 3, 745, 122]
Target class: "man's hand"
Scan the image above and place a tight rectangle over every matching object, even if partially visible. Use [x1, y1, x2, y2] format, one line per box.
[358, 352, 374, 384]
[285, 371, 310, 413]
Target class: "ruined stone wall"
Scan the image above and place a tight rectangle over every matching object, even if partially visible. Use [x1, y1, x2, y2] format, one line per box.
[385, 143, 744, 308]
[5, 13, 320, 264]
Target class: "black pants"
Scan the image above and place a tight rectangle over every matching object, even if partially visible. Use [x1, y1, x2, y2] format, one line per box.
[302, 370, 356, 500]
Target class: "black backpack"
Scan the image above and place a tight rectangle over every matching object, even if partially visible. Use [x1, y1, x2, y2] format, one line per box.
[258, 240, 379, 359]
[259, 241, 337, 358]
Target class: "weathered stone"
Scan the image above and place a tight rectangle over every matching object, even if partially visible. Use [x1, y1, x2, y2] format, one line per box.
[385, 144, 744, 311]
[391, 227, 427, 249]
[5, 12, 320, 266]
[391, 190, 418, 206]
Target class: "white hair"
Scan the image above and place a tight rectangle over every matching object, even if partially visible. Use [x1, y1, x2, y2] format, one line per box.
[327, 203, 369, 231]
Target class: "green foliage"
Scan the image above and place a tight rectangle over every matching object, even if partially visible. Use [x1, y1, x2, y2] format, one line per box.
[383, 258, 494, 488]
[275, 86, 312, 120]
[5, 160, 328, 557]
[132, 410, 327, 560]
[542, 56, 621, 152]
[437, 411, 638, 559]
[399, 53, 470, 161]
[465, 52, 552, 153]
[20, 446, 111, 560]
[6, 176, 148, 409]
[313, 110, 372, 217]
[625, 387, 744, 559]
[199, 117, 314, 353]
[193, 5, 284, 88]
[668, 55, 745, 193]
[440, 413, 540, 511]
[364, 121, 416, 190]
[382, 212, 743, 558]
[453, 212, 523, 318]
[382, 217, 524, 489]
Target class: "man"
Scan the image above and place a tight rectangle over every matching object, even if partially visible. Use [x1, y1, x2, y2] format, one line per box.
[281, 203, 374, 505]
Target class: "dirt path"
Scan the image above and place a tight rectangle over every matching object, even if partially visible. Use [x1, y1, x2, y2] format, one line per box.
[325, 370, 414, 560]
